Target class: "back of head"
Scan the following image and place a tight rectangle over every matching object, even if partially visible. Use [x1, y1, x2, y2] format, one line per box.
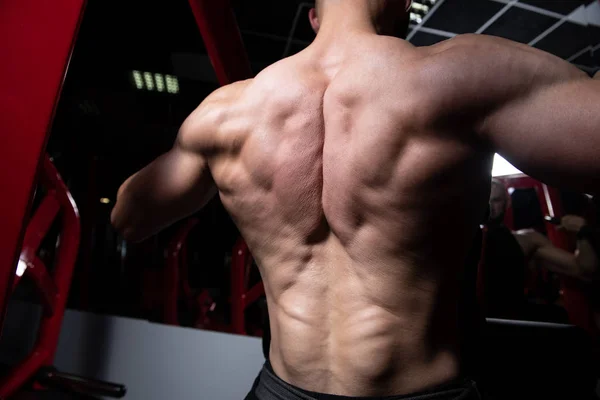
[489, 179, 509, 225]
[312, 0, 412, 39]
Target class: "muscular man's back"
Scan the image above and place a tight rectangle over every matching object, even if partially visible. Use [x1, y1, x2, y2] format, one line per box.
[199, 34, 491, 395]
[113, 3, 599, 397]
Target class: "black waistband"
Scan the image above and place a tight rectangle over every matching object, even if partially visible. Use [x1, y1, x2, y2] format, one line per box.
[254, 361, 480, 400]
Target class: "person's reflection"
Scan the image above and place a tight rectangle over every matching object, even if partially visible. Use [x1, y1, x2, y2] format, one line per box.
[483, 180, 527, 319]
[483, 179, 599, 321]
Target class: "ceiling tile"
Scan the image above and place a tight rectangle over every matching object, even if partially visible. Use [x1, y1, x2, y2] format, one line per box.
[518, 0, 585, 15]
[534, 21, 591, 59]
[590, 25, 600, 46]
[409, 32, 449, 46]
[483, 7, 559, 44]
[424, 0, 504, 34]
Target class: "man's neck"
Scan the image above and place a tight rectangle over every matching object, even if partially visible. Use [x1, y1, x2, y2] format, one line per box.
[305, 3, 378, 75]
[313, 2, 378, 47]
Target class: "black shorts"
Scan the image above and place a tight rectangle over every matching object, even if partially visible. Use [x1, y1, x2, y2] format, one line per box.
[245, 361, 481, 400]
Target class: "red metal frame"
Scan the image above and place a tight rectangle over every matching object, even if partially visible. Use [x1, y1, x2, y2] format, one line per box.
[13, 257, 58, 317]
[0, 0, 86, 336]
[0, 1, 255, 394]
[497, 175, 568, 247]
[187, 0, 253, 85]
[165, 221, 265, 335]
[164, 218, 200, 325]
[231, 237, 265, 335]
[186, 0, 262, 335]
[0, 156, 81, 398]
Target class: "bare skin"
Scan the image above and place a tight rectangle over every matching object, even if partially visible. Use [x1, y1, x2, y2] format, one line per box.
[112, 1, 600, 396]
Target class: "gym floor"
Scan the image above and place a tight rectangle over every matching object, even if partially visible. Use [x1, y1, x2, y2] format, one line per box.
[0, 301, 265, 400]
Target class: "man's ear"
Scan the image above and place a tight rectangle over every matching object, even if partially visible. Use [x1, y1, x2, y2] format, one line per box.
[405, 0, 413, 12]
[309, 8, 320, 33]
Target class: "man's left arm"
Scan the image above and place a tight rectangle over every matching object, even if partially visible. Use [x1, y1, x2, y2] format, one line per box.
[525, 216, 599, 282]
[111, 133, 217, 243]
[558, 215, 599, 281]
[430, 35, 600, 194]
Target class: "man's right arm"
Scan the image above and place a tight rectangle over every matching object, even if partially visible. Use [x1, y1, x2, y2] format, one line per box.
[427, 35, 600, 194]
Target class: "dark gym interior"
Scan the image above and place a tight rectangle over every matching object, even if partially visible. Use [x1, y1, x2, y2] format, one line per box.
[1, 0, 599, 399]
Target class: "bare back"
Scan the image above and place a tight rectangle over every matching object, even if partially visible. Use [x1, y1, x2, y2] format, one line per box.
[111, 14, 599, 394]
[195, 34, 492, 396]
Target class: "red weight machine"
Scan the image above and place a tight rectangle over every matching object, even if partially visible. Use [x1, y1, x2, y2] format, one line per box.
[230, 238, 266, 336]
[0, 0, 253, 318]
[0, 0, 125, 395]
[0, 0, 87, 337]
[160, 0, 262, 336]
[0, 156, 126, 398]
[164, 219, 265, 336]
[2, 156, 81, 397]
[164, 218, 202, 327]
[0, 0, 254, 395]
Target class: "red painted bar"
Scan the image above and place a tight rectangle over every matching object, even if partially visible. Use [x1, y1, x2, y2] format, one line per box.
[187, 0, 257, 335]
[0, 0, 85, 334]
[231, 237, 249, 334]
[165, 218, 200, 325]
[23, 257, 57, 316]
[0, 156, 81, 398]
[243, 282, 265, 309]
[187, 0, 253, 85]
[20, 195, 61, 262]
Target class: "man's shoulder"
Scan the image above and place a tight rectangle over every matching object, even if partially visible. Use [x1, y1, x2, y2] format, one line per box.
[418, 33, 566, 87]
[254, 55, 326, 93]
[177, 79, 254, 152]
[407, 34, 537, 124]
[422, 33, 518, 56]
[414, 33, 537, 79]
[204, 79, 254, 104]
